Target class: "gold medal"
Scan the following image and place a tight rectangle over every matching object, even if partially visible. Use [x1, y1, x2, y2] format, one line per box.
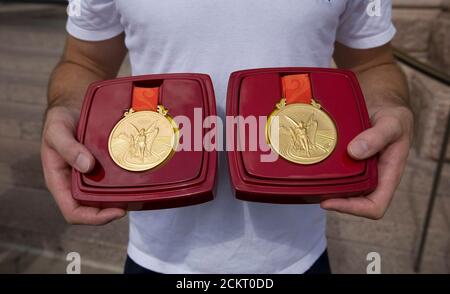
[108, 87, 178, 172]
[266, 74, 337, 165]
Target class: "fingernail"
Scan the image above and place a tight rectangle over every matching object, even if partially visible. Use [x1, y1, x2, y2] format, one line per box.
[349, 140, 369, 158]
[75, 153, 91, 173]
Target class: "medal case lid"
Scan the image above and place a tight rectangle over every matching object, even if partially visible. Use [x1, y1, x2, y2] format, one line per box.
[226, 68, 378, 204]
[72, 74, 217, 210]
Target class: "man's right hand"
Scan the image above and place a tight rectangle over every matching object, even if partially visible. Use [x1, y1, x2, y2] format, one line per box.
[41, 106, 126, 225]
[43, 34, 127, 225]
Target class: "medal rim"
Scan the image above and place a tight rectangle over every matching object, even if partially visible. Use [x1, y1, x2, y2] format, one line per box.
[266, 101, 338, 165]
[108, 109, 179, 172]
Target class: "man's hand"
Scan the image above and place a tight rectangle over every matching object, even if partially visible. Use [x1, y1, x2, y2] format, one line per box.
[322, 43, 413, 220]
[321, 104, 413, 219]
[43, 34, 127, 225]
[41, 106, 126, 225]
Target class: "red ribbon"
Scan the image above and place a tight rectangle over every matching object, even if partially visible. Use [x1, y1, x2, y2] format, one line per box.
[281, 74, 313, 104]
[132, 86, 159, 112]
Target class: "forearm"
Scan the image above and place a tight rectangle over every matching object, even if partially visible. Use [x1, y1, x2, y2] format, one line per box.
[354, 62, 409, 111]
[354, 62, 413, 143]
[48, 61, 108, 110]
[334, 43, 410, 111]
[47, 34, 127, 111]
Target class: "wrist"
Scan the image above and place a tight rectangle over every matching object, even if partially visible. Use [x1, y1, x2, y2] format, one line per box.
[43, 105, 80, 134]
[48, 95, 82, 111]
[371, 104, 414, 143]
[366, 92, 410, 109]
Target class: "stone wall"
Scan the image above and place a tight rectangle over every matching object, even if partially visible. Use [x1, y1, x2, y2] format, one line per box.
[392, 0, 450, 160]
[392, 0, 444, 58]
[406, 67, 450, 160]
[429, 12, 450, 75]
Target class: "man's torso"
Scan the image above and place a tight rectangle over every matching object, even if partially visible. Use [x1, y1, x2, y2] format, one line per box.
[112, 0, 346, 273]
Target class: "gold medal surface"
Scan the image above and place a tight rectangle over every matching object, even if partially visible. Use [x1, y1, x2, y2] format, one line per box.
[267, 99, 337, 165]
[108, 106, 178, 172]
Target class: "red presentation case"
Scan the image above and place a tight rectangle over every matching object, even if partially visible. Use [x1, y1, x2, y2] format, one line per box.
[72, 73, 217, 210]
[226, 67, 378, 204]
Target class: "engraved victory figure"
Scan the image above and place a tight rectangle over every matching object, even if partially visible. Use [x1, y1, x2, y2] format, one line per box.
[284, 112, 319, 158]
[129, 121, 160, 161]
[109, 109, 178, 172]
[267, 100, 337, 165]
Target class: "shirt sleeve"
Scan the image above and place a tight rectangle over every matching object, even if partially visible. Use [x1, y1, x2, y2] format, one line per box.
[336, 0, 396, 49]
[66, 0, 124, 41]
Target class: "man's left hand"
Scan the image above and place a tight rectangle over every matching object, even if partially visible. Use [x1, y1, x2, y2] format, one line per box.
[321, 104, 413, 220]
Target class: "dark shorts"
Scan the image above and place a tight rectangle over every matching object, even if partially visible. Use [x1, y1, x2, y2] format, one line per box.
[124, 249, 331, 274]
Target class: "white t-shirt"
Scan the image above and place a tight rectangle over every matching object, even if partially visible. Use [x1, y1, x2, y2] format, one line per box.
[67, 0, 395, 274]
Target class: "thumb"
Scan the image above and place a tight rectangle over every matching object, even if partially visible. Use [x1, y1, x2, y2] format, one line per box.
[348, 116, 402, 160]
[44, 119, 95, 173]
